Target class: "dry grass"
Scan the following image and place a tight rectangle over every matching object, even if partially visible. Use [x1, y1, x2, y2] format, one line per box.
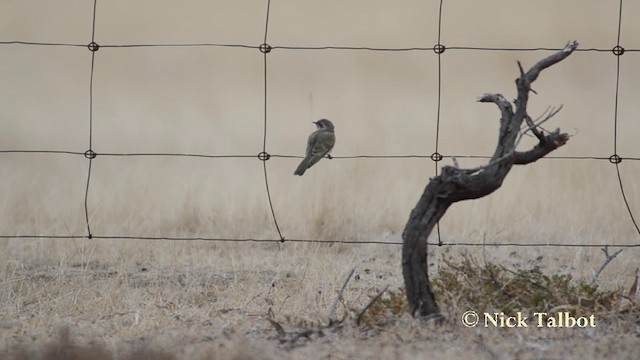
[1, 241, 639, 359]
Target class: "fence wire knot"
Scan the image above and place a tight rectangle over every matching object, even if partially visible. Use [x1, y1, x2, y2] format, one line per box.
[433, 44, 445, 54]
[612, 45, 624, 56]
[609, 154, 622, 164]
[259, 43, 272, 53]
[87, 42, 99, 52]
[84, 149, 97, 159]
[258, 151, 271, 161]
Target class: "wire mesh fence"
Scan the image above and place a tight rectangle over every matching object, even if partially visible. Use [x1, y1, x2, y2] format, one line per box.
[0, 0, 638, 248]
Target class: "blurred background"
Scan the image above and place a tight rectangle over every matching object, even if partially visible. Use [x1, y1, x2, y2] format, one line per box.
[0, 0, 638, 246]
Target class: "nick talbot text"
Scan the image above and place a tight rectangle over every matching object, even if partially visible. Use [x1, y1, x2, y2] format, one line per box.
[484, 312, 596, 328]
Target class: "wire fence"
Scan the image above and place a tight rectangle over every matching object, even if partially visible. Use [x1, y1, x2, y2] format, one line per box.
[1, 0, 639, 249]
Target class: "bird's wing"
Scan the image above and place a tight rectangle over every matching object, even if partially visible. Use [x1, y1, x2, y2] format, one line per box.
[312, 131, 335, 156]
[305, 131, 318, 158]
[305, 131, 335, 168]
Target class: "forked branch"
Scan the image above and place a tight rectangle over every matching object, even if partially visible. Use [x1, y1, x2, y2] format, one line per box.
[402, 41, 578, 318]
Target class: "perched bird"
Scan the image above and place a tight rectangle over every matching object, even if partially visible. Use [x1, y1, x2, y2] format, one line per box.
[294, 119, 336, 176]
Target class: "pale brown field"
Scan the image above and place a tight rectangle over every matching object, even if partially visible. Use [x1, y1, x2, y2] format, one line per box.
[1, 1, 639, 359]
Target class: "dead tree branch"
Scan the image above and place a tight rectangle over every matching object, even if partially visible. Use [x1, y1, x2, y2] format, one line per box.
[402, 41, 578, 318]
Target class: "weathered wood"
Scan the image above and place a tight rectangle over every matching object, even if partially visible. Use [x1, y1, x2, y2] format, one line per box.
[402, 41, 579, 318]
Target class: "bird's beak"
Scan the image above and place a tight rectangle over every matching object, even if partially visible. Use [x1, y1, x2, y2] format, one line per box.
[312, 121, 317, 125]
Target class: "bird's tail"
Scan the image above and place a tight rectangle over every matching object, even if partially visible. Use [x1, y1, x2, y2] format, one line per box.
[294, 159, 309, 176]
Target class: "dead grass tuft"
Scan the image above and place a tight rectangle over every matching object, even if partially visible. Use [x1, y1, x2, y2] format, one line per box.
[357, 290, 408, 327]
[433, 253, 628, 318]
[358, 253, 638, 327]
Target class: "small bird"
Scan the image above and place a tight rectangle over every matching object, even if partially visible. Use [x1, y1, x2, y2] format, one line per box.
[294, 119, 336, 176]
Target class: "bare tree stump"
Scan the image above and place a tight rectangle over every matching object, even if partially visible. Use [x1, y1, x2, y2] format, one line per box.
[402, 41, 579, 318]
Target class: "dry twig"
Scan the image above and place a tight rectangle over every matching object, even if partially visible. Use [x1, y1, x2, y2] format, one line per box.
[328, 268, 355, 325]
[356, 285, 390, 326]
[590, 246, 624, 285]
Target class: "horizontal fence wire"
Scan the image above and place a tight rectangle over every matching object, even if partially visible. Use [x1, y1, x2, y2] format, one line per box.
[1, 150, 638, 161]
[1, 234, 640, 249]
[0, 0, 639, 249]
[3, 40, 639, 54]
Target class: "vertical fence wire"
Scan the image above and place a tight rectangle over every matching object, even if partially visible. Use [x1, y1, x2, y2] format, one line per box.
[433, 0, 446, 246]
[612, 0, 640, 236]
[83, 0, 100, 238]
[260, 0, 284, 241]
